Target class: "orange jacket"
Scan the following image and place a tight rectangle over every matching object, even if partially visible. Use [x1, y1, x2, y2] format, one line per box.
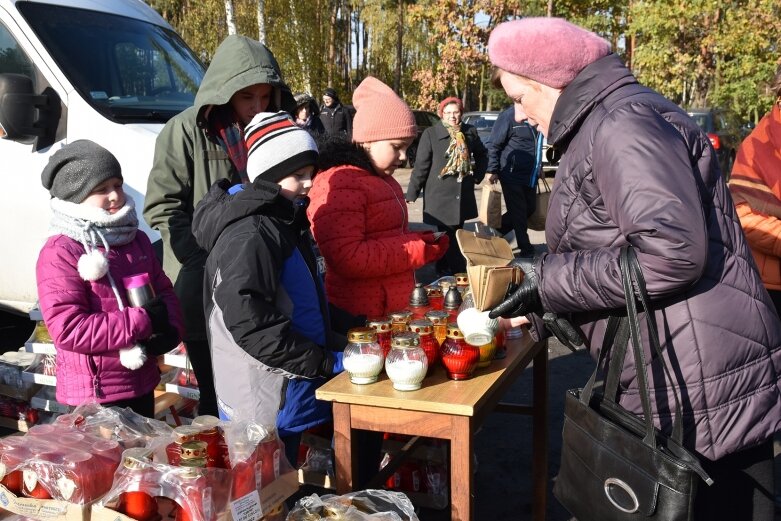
[729, 106, 781, 290]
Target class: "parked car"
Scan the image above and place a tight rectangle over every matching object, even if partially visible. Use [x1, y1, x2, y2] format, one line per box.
[462, 110, 558, 174]
[686, 107, 742, 179]
[407, 110, 440, 167]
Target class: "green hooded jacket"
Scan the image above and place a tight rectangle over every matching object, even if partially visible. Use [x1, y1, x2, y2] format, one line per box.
[143, 35, 294, 341]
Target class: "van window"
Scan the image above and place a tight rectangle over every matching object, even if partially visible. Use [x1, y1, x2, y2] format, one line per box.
[18, 2, 204, 124]
[0, 22, 34, 79]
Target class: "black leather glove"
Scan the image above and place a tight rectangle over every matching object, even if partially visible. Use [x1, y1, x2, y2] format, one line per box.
[141, 296, 170, 336]
[140, 327, 180, 356]
[488, 255, 543, 319]
[542, 312, 584, 352]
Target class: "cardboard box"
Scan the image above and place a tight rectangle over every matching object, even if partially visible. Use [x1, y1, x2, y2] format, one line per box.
[0, 484, 89, 521]
[0, 416, 31, 432]
[455, 230, 522, 311]
[30, 387, 69, 414]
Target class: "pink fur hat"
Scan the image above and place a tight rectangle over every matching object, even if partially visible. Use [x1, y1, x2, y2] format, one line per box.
[488, 18, 611, 89]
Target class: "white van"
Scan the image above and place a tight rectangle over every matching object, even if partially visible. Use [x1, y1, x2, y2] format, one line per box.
[0, 0, 205, 314]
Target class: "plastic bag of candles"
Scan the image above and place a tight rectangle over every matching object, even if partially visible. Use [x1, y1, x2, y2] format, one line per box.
[95, 447, 232, 521]
[70, 402, 173, 447]
[0, 423, 123, 504]
[140, 414, 299, 520]
[287, 489, 419, 521]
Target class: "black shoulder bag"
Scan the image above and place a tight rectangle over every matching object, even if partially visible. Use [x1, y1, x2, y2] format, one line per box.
[553, 246, 713, 520]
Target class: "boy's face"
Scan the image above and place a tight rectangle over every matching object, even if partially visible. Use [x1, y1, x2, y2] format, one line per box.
[230, 84, 273, 127]
[82, 177, 125, 214]
[278, 165, 314, 201]
[363, 137, 414, 176]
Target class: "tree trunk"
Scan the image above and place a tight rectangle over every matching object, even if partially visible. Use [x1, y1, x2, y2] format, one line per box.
[288, 0, 311, 92]
[547, 0, 554, 17]
[327, 0, 338, 87]
[256, 0, 266, 44]
[394, 0, 403, 93]
[224, 0, 237, 35]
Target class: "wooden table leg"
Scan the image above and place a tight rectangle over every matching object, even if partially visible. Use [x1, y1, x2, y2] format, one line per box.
[532, 342, 549, 521]
[450, 415, 473, 521]
[332, 402, 355, 494]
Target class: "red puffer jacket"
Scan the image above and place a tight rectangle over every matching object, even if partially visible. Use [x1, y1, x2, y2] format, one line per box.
[308, 142, 447, 318]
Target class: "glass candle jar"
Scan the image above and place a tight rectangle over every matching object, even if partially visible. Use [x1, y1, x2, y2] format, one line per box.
[475, 338, 497, 368]
[166, 426, 202, 466]
[408, 283, 431, 319]
[191, 416, 230, 469]
[493, 328, 507, 359]
[454, 273, 469, 294]
[366, 317, 393, 358]
[425, 286, 444, 311]
[407, 319, 438, 374]
[116, 449, 158, 521]
[174, 463, 206, 521]
[442, 286, 462, 323]
[0, 436, 29, 495]
[424, 310, 450, 346]
[440, 324, 480, 381]
[385, 332, 427, 391]
[388, 310, 413, 334]
[343, 327, 384, 384]
[59, 450, 96, 503]
[257, 431, 282, 488]
[91, 440, 123, 488]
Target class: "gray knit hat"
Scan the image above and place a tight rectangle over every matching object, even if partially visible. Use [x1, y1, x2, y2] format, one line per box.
[41, 140, 122, 202]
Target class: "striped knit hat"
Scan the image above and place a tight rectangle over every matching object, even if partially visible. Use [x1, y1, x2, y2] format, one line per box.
[244, 111, 319, 184]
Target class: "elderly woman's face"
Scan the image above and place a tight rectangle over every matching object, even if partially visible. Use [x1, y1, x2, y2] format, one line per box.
[441, 103, 462, 127]
[498, 71, 561, 136]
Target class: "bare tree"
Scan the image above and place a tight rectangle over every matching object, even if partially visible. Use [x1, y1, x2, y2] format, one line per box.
[257, 0, 266, 44]
[224, 0, 237, 35]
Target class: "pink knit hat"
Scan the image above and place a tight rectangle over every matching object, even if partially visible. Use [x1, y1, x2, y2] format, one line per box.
[352, 76, 416, 143]
[438, 97, 463, 117]
[488, 18, 611, 89]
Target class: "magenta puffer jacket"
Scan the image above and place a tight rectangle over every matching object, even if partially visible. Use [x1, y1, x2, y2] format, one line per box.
[36, 232, 183, 406]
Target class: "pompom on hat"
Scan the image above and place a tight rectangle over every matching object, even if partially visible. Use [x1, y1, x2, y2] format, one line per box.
[41, 140, 122, 203]
[244, 112, 319, 184]
[351, 76, 416, 143]
[488, 18, 611, 89]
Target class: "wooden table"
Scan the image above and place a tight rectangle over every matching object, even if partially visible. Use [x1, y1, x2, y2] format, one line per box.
[316, 331, 549, 521]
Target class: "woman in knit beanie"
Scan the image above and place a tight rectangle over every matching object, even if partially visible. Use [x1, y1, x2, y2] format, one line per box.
[405, 94, 488, 276]
[488, 18, 781, 521]
[308, 76, 448, 320]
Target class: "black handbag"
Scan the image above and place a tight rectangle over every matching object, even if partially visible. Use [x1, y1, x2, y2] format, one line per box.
[553, 247, 713, 520]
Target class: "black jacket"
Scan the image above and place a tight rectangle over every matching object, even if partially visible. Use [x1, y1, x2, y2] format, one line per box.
[406, 122, 488, 226]
[320, 102, 353, 138]
[487, 107, 539, 185]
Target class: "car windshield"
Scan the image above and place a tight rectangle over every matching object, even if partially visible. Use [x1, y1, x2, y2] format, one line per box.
[18, 3, 204, 123]
[687, 113, 711, 132]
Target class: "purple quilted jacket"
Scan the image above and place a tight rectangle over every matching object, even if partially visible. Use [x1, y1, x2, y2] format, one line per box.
[531, 54, 781, 461]
[36, 232, 183, 406]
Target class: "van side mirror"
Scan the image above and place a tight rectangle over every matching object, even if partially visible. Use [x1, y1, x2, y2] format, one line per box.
[0, 73, 59, 149]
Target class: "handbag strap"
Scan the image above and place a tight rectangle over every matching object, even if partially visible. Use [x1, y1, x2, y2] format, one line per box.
[623, 247, 684, 442]
[581, 315, 627, 405]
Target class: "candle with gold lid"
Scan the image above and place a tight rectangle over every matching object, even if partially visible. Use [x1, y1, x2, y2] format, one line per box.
[440, 323, 480, 380]
[388, 310, 413, 334]
[343, 327, 384, 384]
[366, 317, 393, 358]
[407, 319, 439, 374]
[425, 286, 444, 311]
[424, 310, 450, 346]
[385, 332, 427, 391]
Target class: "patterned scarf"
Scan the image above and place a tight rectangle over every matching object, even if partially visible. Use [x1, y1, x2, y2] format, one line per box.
[439, 121, 472, 181]
[209, 104, 249, 183]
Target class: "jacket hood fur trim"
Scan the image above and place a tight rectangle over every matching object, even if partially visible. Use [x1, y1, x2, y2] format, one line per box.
[315, 136, 376, 174]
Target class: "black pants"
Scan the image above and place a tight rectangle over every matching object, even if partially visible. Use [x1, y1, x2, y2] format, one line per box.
[106, 390, 155, 418]
[433, 224, 467, 275]
[498, 179, 536, 254]
[693, 439, 775, 520]
[184, 339, 218, 417]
